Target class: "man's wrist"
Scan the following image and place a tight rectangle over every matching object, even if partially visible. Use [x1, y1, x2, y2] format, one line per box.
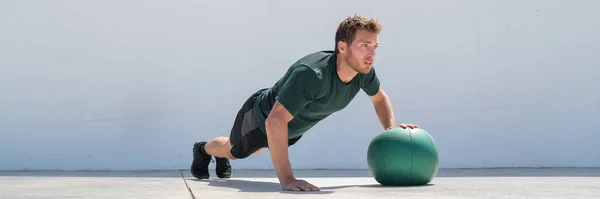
[281, 176, 295, 184]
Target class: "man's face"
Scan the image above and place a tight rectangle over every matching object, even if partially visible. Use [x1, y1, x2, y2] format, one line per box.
[342, 29, 379, 74]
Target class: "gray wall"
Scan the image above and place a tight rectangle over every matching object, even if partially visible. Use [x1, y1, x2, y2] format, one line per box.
[1, 0, 598, 170]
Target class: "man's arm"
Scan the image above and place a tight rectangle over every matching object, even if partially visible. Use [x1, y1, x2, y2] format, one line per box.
[264, 65, 321, 191]
[369, 86, 397, 130]
[266, 101, 320, 191]
[265, 101, 294, 184]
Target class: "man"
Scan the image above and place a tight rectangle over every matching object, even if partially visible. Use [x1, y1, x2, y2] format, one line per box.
[191, 15, 420, 191]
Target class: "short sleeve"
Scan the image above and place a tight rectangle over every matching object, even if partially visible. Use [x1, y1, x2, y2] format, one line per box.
[362, 67, 381, 96]
[275, 66, 320, 116]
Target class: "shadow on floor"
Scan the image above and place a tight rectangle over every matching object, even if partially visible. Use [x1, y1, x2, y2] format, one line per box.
[191, 178, 433, 194]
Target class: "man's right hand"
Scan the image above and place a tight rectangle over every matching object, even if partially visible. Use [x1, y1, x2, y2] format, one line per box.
[282, 178, 320, 191]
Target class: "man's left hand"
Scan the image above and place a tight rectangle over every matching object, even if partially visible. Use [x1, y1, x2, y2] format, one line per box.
[399, 123, 420, 129]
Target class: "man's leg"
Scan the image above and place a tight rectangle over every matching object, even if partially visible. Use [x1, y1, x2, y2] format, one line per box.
[205, 137, 266, 160]
[191, 88, 268, 179]
[204, 133, 301, 162]
[199, 133, 266, 179]
[194, 120, 268, 179]
[190, 137, 238, 180]
[192, 131, 299, 179]
[204, 137, 236, 159]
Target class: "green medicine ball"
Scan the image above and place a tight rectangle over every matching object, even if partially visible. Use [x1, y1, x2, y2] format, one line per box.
[367, 127, 439, 186]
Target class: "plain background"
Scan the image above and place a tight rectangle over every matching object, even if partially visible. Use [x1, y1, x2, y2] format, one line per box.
[1, 0, 598, 170]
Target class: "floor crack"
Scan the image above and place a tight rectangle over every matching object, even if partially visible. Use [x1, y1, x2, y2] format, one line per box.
[180, 171, 196, 199]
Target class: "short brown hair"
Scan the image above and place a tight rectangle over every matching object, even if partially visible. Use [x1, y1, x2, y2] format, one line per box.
[335, 15, 382, 54]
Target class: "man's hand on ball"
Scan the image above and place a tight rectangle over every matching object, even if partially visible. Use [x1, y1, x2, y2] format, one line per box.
[399, 123, 420, 129]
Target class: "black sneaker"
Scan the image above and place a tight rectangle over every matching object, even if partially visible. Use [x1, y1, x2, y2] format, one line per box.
[215, 157, 232, 178]
[191, 141, 212, 179]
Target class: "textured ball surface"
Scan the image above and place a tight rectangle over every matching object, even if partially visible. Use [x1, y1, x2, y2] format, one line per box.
[367, 127, 439, 186]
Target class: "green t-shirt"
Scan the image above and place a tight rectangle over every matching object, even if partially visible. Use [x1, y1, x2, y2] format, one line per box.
[252, 50, 381, 139]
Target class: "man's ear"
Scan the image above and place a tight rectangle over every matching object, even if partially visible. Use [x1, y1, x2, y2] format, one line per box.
[337, 41, 347, 53]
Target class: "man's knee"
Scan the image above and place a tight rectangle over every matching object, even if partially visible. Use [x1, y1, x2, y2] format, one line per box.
[226, 152, 238, 160]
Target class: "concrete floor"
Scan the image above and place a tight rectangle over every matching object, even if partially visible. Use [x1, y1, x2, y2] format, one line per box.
[1, 168, 599, 199]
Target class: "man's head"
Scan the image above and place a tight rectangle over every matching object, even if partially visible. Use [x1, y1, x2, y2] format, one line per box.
[335, 15, 382, 74]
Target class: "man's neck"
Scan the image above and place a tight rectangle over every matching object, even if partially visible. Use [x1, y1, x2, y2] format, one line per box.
[336, 55, 358, 84]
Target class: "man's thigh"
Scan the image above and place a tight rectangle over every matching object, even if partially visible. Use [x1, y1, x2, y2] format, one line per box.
[230, 128, 268, 159]
[228, 88, 268, 159]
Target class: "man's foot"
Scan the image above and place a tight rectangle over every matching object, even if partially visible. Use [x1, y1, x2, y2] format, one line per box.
[215, 157, 232, 178]
[191, 141, 212, 179]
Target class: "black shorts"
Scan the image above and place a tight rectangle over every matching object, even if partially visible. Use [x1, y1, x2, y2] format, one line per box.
[229, 88, 302, 159]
